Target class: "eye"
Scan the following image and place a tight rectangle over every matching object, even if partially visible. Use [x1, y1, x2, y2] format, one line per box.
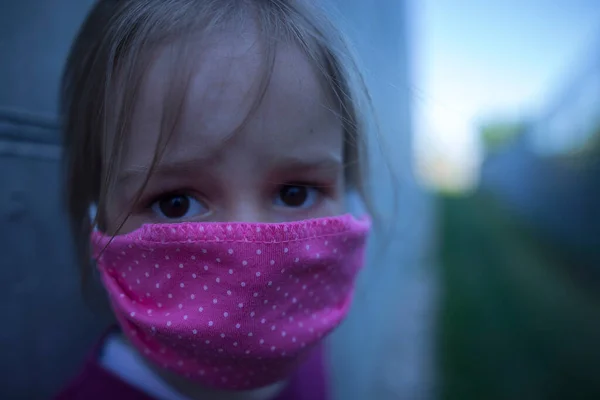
[150, 194, 208, 220]
[274, 185, 320, 209]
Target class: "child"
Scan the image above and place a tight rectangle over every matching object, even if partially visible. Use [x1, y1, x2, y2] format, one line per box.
[55, 0, 374, 399]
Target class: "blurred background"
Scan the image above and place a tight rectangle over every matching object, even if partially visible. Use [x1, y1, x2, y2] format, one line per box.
[0, 0, 599, 399]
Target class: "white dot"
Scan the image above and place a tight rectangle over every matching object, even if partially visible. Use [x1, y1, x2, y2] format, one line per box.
[271, 325, 276, 331]
[157, 303, 162, 308]
[261, 318, 266, 324]
[179, 264, 184, 269]
[284, 248, 289, 253]
[259, 339, 265, 344]
[242, 260, 248, 266]
[253, 292, 258, 297]
[268, 281, 273, 286]
[256, 249, 262, 255]
[281, 331, 287, 337]
[191, 255, 196, 260]
[256, 272, 261, 277]
[166, 274, 171, 279]
[178, 304, 183, 309]
[216, 258, 221, 263]
[203, 285, 208, 291]
[198, 307, 204, 312]
[192, 329, 198, 334]
[204, 265, 209, 271]
[241, 282, 246, 287]
[168, 293, 173, 298]
[228, 249, 234, 254]
[292, 337, 297, 342]
[227, 290, 232, 296]
[165, 255, 170, 260]
[294, 258, 299, 263]
[216, 277, 220, 283]
[248, 332, 253, 337]
[202, 249, 207, 253]
[156, 283, 160, 288]
[191, 294, 195, 299]
[145, 272, 149, 278]
[229, 269, 233, 274]
[167, 321, 172, 326]
[208, 321, 213, 327]
[223, 312, 229, 317]
[183, 315, 188, 320]
[305, 245, 310, 250]
[213, 298, 218, 304]
[270, 260, 275, 265]
[250, 312, 256, 317]
[220, 333, 225, 338]
[205, 340, 210, 344]
[271, 346, 276, 351]
[192, 273, 197, 278]
[236, 323, 241, 329]
[130, 312, 135, 317]
[155, 264, 160, 269]
[256, 227, 261, 233]
[233, 342, 238, 347]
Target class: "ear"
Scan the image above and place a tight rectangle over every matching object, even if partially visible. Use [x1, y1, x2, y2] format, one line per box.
[345, 189, 367, 217]
[89, 204, 99, 232]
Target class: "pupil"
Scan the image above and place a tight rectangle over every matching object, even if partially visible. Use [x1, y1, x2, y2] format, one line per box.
[280, 185, 307, 207]
[159, 195, 190, 218]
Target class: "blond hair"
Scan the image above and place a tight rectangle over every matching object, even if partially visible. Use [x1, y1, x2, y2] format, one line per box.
[61, 0, 375, 286]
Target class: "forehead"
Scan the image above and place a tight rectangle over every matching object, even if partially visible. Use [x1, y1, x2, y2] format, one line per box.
[117, 28, 342, 176]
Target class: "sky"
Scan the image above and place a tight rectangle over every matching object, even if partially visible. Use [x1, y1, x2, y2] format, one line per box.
[409, 0, 600, 188]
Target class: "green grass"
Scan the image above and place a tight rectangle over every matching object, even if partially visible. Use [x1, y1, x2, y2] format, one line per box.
[438, 193, 600, 400]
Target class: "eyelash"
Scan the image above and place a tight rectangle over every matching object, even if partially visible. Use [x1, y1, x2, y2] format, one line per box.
[142, 189, 200, 209]
[141, 181, 332, 208]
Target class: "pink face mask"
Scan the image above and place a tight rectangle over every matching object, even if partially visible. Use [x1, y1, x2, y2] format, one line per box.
[92, 214, 370, 390]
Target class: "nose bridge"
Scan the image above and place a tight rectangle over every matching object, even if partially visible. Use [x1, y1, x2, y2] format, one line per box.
[223, 199, 271, 223]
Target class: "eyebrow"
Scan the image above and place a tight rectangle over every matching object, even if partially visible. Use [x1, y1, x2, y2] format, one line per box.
[268, 155, 343, 173]
[117, 155, 343, 186]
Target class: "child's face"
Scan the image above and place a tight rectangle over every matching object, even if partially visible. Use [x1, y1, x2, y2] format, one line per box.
[104, 32, 345, 234]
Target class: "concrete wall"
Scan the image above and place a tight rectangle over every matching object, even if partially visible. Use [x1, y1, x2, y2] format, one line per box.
[0, 1, 436, 399]
[327, 1, 437, 399]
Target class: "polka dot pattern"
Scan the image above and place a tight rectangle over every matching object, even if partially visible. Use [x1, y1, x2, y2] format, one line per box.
[93, 214, 370, 390]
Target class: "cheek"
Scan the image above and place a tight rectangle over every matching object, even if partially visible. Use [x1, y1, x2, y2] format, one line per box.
[102, 197, 143, 235]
